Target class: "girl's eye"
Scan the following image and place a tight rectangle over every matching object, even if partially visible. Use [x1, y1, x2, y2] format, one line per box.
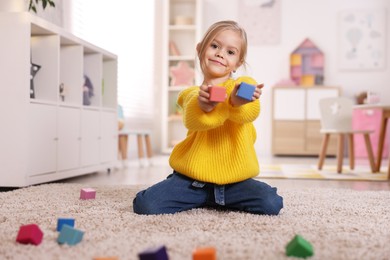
[211, 43, 218, 49]
[228, 50, 235, 55]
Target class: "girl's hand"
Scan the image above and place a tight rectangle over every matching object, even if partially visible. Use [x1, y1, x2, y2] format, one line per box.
[198, 84, 218, 112]
[230, 83, 264, 107]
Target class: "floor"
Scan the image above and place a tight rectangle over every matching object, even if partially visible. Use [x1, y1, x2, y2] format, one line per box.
[61, 155, 390, 191]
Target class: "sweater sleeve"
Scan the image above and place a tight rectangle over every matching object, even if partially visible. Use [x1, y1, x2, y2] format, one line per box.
[178, 86, 230, 131]
[228, 77, 260, 124]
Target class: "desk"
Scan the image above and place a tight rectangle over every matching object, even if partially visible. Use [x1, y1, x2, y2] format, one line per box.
[354, 104, 390, 179]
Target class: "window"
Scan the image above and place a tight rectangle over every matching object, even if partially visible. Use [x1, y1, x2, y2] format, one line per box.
[69, 0, 155, 118]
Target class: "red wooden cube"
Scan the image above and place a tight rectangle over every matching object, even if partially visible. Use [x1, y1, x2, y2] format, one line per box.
[209, 86, 226, 102]
[16, 224, 44, 245]
[80, 188, 96, 200]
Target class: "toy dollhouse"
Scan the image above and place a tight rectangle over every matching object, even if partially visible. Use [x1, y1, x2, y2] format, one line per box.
[290, 38, 324, 86]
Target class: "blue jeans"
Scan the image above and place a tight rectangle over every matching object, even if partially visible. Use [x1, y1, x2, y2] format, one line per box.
[133, 172, 283, 215]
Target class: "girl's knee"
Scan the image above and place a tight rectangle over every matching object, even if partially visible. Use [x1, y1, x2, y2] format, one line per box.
[265, 193, 283, 215]
[254, 188, 284, 215]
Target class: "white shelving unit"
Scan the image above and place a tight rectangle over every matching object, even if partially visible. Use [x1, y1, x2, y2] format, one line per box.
[158, 0, 202, 153]
[0, 12, 118, 187]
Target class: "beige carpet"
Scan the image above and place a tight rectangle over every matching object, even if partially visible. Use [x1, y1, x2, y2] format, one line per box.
[1, 183, 389, 260]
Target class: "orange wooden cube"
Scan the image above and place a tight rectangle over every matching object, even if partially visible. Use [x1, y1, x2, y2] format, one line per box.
[193, 247, 216, 260]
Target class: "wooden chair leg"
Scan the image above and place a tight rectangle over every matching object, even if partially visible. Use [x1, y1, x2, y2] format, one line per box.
[118, 135, 128, 160]
[318, 134, 330, 170]
[137, 134, 144, 159]
[376, 116, 387, 172]
[145, 134, 153, 158]
[348, 134, 354, 170]
[363, 133, 375, 173]
[337, 134, 344, 174]
[387, 153, 390, 180]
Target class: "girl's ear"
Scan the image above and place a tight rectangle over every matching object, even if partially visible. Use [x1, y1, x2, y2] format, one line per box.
[235, 59, 244, 70]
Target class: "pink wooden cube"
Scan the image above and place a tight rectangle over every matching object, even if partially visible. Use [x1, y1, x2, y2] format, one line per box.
[209, 86, 226, 102]
[16, 224, 43, 245]
[80, 188, 96, 200]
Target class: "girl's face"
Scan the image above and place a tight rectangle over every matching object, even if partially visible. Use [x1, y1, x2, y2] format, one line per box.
[202, 30, 243, 81]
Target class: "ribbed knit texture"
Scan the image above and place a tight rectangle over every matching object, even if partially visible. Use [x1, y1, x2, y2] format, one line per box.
[169, 77, 260, 185]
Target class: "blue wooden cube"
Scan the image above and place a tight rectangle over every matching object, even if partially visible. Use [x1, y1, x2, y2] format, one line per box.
[57, 218, 75, 231]
[138, 245, 169, 260]
[57, 224, 84, 246]
[236, 82, 256, 101]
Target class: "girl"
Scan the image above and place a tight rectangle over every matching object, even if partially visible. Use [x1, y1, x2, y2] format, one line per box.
[133, 20, 283, 215]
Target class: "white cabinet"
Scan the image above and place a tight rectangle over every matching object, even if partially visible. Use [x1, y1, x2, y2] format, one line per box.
[157, 0, 202, 153]
[272, 86, 340, 156]
[274, 88, 305, 120]
[81, 109, 100, 167]
[57, 106, 81, 171]
[100, 111, 118, 163]
[28, 103, 57, 176]
[0, 12, 118, 187]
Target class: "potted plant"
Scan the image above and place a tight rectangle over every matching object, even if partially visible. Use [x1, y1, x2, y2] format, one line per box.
[28, 0, 55, 13]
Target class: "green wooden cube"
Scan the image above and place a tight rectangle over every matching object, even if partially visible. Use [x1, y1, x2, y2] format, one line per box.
[286, 234, 314, 258]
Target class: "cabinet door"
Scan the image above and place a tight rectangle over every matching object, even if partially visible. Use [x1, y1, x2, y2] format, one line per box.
[28, 103, 57, 176]
[273, 121, 305, 154]
[306, 88, 339, 120]
[273, 88, 305, 120]
[100, 111, 117, 163]
[57, 107, 81, 171]
[81, 109, 100, 166]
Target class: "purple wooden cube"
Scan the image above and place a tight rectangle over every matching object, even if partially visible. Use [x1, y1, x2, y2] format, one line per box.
[138, 245, 169, 260]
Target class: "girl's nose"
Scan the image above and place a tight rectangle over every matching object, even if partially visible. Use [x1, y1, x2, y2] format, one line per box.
[215, 52, 223, 58]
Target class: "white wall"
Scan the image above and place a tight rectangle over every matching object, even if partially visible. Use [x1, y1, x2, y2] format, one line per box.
[201, 0, 390, 155]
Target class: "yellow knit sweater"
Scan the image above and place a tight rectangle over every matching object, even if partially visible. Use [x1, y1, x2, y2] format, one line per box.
[169, 76, 260, 185]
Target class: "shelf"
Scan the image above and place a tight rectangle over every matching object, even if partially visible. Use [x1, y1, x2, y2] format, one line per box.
[169, 55, 195, 61]
[159, 0, 201, 153]
[168, 114, 183, 122]
[169, 25, 196, 30]
[169, 86, 187, 91]
[0, 12, 118, 187]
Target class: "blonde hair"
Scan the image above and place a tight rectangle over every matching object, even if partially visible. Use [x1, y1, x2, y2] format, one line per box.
[197, 20, 248, 74]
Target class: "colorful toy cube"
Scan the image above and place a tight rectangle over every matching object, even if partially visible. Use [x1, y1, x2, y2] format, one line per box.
[286, 234, 314, 258]
[16, 224, 44, 246]
[236, 82, 256, 101]
[193, 247, 216, 260]
[57, 224, 84, 246]
[57, 218, 75, 231]
[80, 188, 96, 200]
[209, 86, 226, 102]
[138, 245, 169, 260]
